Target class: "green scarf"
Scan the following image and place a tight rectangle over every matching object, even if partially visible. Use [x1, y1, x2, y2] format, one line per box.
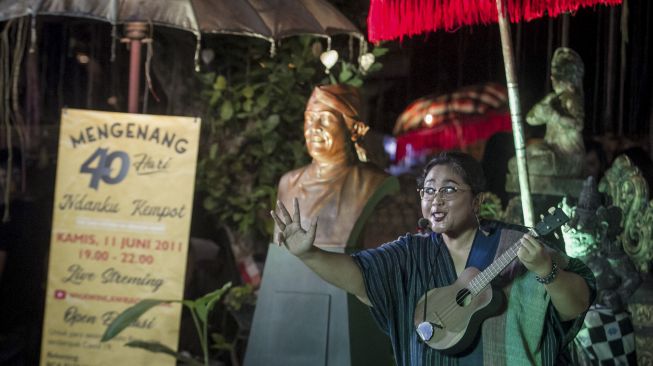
[481, 228, 568, 366]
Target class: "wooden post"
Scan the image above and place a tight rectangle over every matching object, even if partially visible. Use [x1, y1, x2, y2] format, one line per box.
[123, 22, 147, 114]
[495, 0, 534, 227]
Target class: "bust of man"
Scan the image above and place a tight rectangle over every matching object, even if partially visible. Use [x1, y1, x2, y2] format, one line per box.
[275, 84, 393, 248]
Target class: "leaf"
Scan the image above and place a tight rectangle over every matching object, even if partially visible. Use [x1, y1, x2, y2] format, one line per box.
[261, 114, 280, 133]
[211, 333, 234, 351]
[338, 63, 353, 82]
[181, 300, 196, 309]
[214, 75, 227, 91]
[198, 72, 216, 86]
[125, 340, 204, 366]
[203, 196, 217, 211]
[220, 101, 234, 120]
[367, 62, 383, 73]
[209, 143, 218, 159]
[101, 299, 170, 342]
[262, 139, 277, 154]
[209, 90, 222, 107]
[243, 99, 254, 112]
[256, 94, 270, 109]
[194, 282, 232, 323]
[348, 78, 363, 87]
[298, 67, 316, 78]
[242, 85, 255, 99]
[372, 46, 389, 57]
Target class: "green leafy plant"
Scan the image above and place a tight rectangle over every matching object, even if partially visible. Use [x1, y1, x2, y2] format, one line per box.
[196, 36, 386, 252]
[479, 192, 504, 221]
[329, 46, 388, 87]
[223, 284, 256, 312]
[209, 285, 257, 366]
[101, 282, 232, 366]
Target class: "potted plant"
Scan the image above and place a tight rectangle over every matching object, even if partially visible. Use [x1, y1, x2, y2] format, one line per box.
[101, 282, 232, 366]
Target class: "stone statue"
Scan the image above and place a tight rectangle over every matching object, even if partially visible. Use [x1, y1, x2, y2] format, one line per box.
[562, 177, 642, 311]
[599, 154, 653, 272]
[509, 47, 585, 178]
[597, 154, 653, 366]
[561, 177, 641, 364]
[275, 84, 395, 248]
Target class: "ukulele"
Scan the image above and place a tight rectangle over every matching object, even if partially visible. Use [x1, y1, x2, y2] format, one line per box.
[414, 207, 569, 355]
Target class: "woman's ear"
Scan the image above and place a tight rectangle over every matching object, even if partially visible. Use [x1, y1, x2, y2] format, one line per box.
[473, 193, 484, 214]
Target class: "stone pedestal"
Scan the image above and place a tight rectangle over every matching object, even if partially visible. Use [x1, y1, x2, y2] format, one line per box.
[244, 245, 394, 366]
[245, 176, 399, 366]
[505, 173, 584, 198]
[504, 174, 584, 251]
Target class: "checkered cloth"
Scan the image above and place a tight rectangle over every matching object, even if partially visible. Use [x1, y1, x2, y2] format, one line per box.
[573, 305, 637, 365]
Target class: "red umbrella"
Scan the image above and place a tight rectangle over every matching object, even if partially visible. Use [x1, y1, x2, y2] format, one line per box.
[391, 83, 511, 163]
[367, 0, 622, 226]
[368, 0, 620, 41]
[393, 82, 508, 135]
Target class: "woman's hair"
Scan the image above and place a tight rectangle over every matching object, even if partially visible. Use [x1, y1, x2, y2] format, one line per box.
[417, 151, 486, 194]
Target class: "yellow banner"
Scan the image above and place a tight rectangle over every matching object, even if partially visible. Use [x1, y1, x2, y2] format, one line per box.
[40, 109, 201, 366]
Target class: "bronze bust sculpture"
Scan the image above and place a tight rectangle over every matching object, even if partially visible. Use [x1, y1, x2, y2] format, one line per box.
[246, 84, 397, 365]
[275, 84, 392, 247]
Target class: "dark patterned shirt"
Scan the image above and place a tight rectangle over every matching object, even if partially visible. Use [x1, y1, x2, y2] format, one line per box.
[352, 222, 596, 366]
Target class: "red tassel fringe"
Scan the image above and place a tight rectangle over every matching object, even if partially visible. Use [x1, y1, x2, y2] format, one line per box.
[368, 0, 622, 42]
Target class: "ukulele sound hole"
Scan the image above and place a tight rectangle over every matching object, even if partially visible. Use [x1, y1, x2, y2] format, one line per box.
[455, 288, 472, 307]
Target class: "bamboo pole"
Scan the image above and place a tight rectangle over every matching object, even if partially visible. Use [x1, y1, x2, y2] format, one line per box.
[495, 0, 534, 227]
[561, 13, 570, 47]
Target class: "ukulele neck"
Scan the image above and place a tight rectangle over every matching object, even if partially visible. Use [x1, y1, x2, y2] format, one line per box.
[468, 228, 538, 295]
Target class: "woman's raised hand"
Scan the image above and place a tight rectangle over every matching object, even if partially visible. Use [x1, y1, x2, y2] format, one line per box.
[270, 198, 318, 257]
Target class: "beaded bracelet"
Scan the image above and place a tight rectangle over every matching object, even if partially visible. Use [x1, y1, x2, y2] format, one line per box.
[535, 261, 558, 285]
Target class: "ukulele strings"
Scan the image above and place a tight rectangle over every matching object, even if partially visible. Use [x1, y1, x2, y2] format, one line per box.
[422, 237, 475, 323]
[430, 227, 537, 321]
[434, 243, 518, 320]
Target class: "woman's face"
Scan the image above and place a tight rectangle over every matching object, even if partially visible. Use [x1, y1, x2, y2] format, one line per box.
[304, 105, 349, 163]
[420, 164, 477, 236]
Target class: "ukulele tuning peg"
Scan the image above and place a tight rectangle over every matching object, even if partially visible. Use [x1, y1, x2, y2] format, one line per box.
[554, 232, 560, 239]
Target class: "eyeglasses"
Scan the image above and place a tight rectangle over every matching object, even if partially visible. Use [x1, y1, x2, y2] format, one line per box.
[418, 186, 470, 202]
